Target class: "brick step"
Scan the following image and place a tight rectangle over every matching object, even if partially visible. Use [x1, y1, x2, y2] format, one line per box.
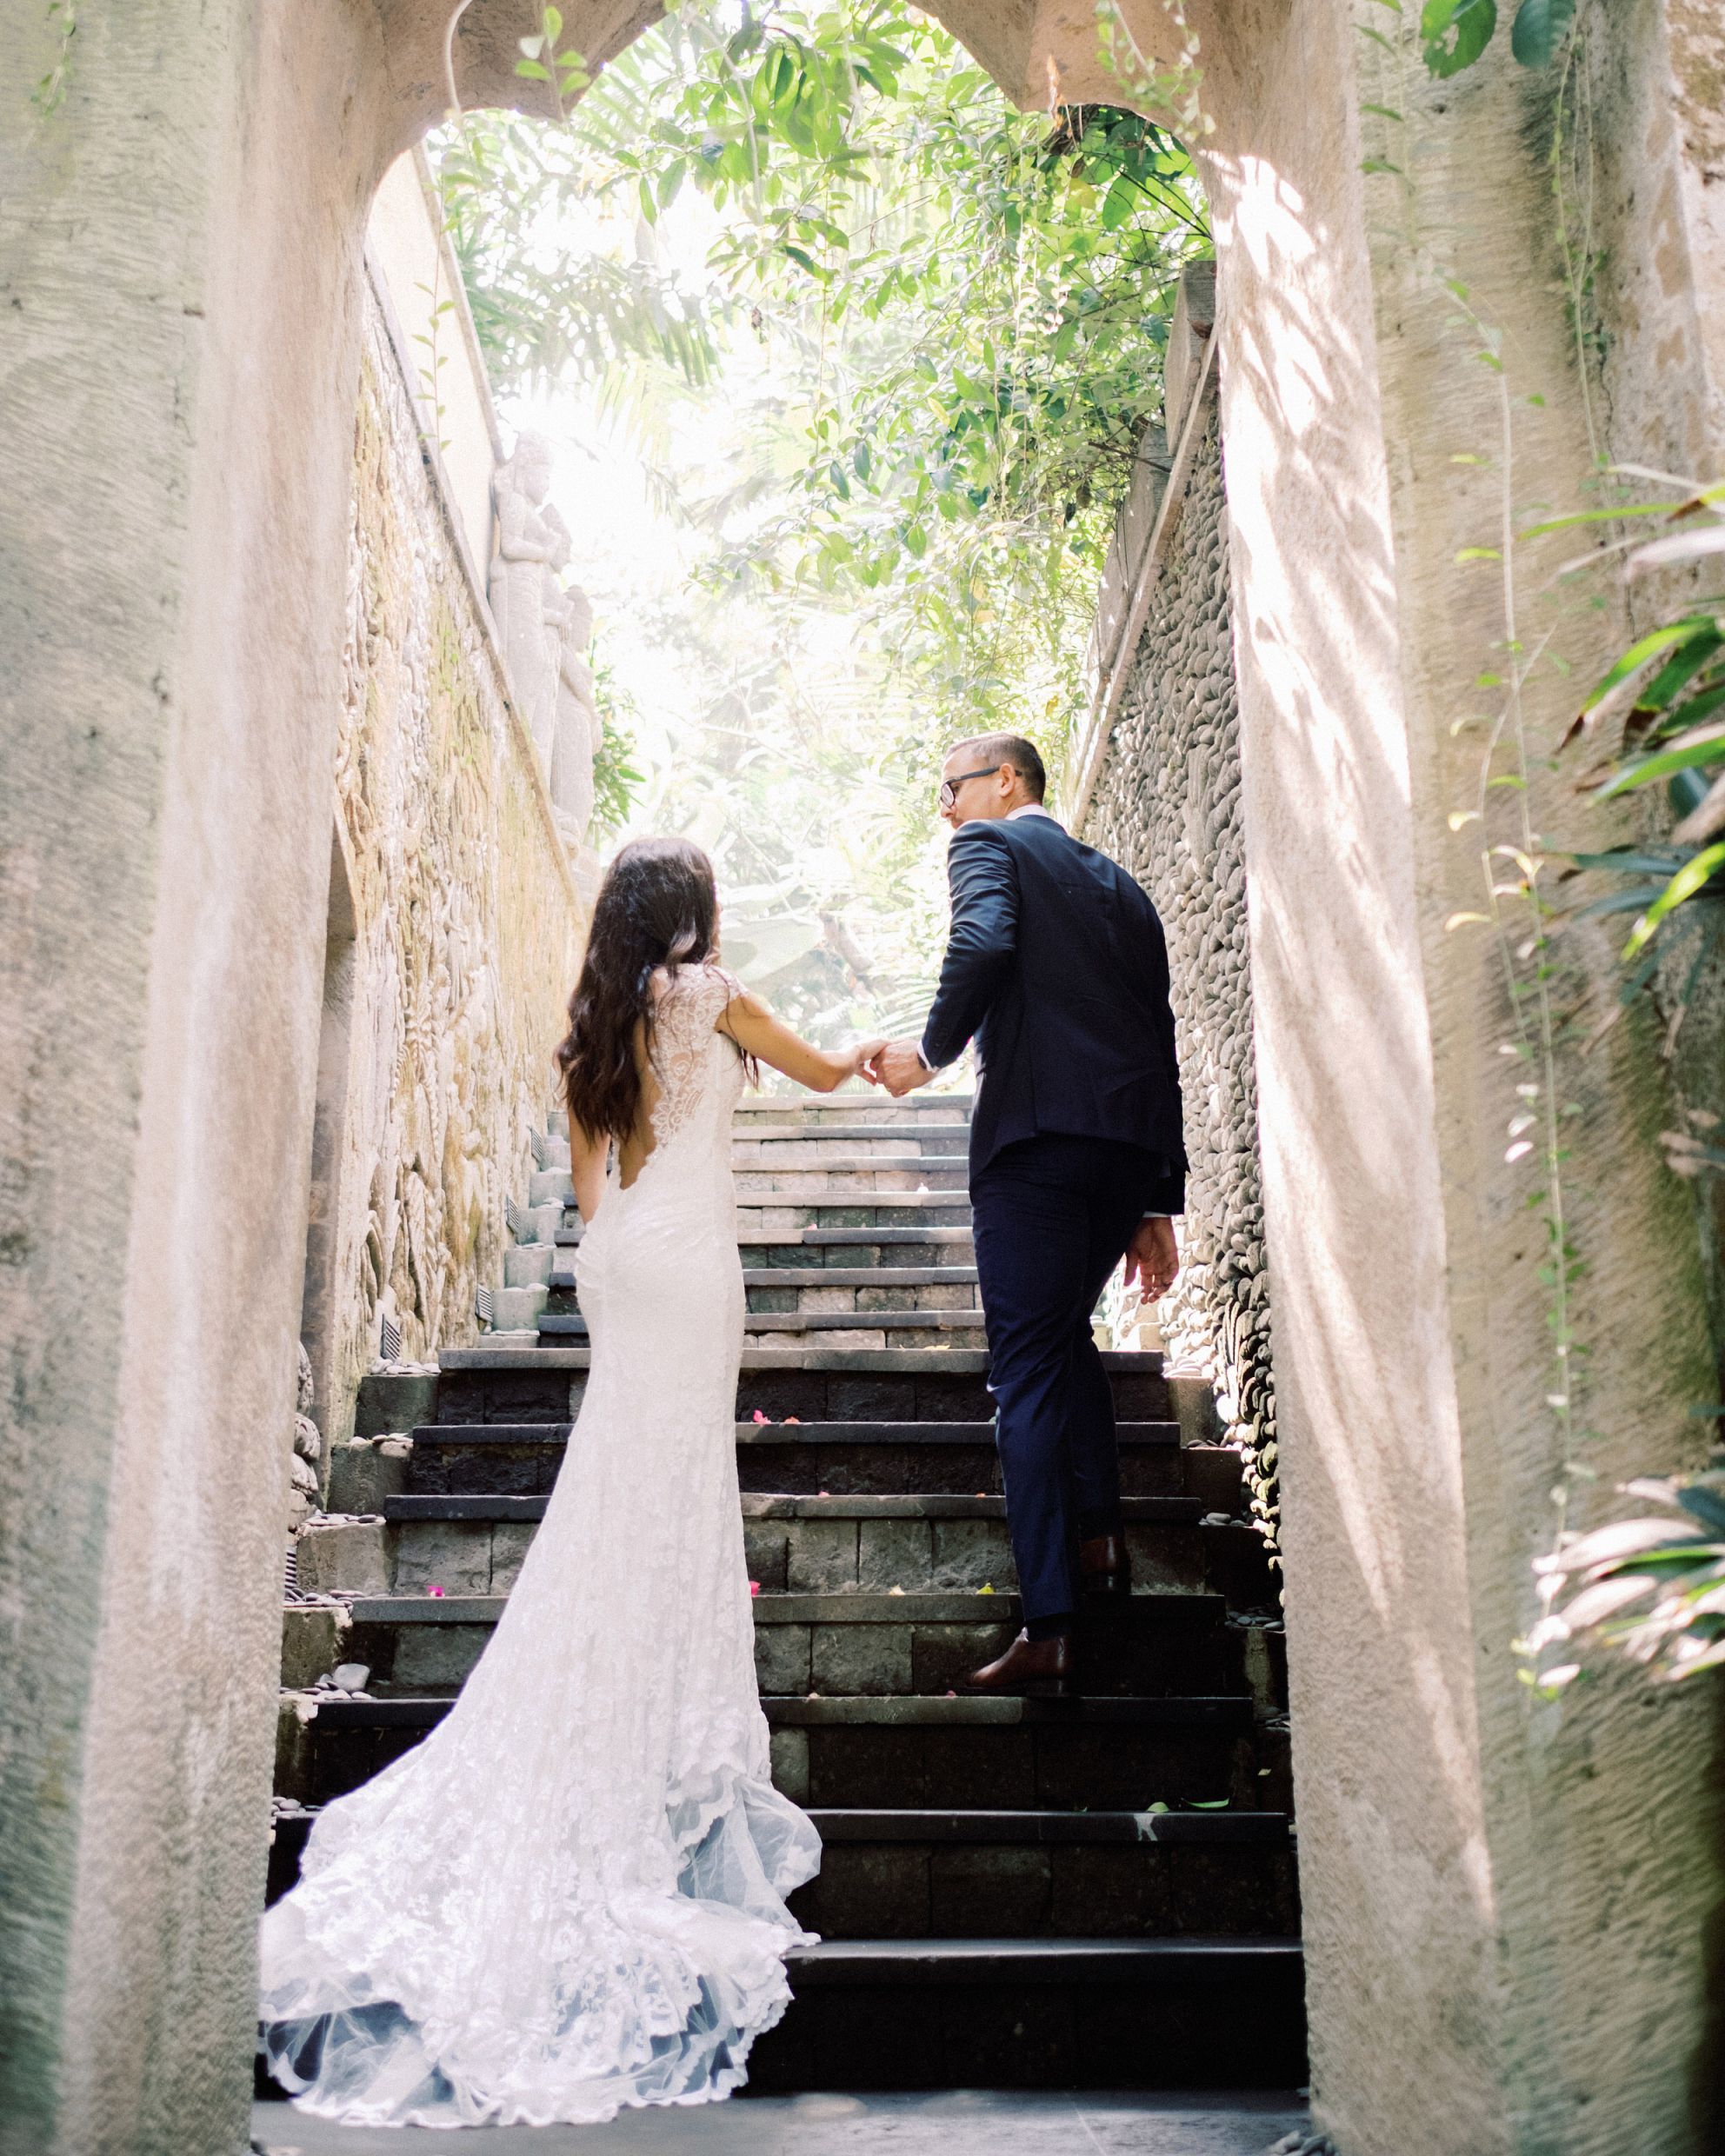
[293, 1589, 1235, 1699]
[749, 1937, 1306, 2093]
[275, 1691, 1275, 1811]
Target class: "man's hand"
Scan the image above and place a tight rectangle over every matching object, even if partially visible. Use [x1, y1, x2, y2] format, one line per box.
[867, 1040, 936, 1098]
[1123, 1215, 1179, 1303]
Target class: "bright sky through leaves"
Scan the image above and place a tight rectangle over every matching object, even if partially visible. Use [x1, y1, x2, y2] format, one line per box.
[434, 1, 1207, 1046]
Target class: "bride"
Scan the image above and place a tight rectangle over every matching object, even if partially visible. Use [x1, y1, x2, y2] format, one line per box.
[259, 836, 884, 2126]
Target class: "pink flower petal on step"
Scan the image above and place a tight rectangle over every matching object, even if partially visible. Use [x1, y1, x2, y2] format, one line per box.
[752, 1409, 769, 1424]
[749, 1580, 762, 1597]
[427, 1585, 445, 1598]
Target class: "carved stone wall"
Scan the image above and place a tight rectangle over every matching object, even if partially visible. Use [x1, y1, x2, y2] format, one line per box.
[1079, 389, 1276, 1556]
[308, 278, 585, 1443]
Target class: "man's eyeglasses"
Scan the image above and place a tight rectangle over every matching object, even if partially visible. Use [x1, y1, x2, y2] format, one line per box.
[939, 763, 1004, 810]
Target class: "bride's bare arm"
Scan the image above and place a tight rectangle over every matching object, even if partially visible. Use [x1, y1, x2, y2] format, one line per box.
[719, 985, 885, 1095]
[567, 1108, 609, 1221]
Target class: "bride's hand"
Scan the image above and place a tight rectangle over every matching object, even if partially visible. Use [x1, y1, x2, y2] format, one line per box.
[847, 1039, 889, 1085]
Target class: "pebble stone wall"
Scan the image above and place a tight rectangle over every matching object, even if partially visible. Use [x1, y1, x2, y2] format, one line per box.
[1081, 393, 1279, 1559]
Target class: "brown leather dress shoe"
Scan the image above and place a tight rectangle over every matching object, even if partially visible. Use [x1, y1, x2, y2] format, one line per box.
[964, 1628, 1075, 1696]
[1080, 1532, 1132, 1599]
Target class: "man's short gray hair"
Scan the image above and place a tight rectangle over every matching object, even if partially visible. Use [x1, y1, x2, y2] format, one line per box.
[946, 733, 1046, 802]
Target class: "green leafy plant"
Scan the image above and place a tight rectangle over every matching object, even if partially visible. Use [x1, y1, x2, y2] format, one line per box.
[30, 0, 76, 113]
[589, 658, 647, 835]
[1545, 487, 1725, 1001]
[1420, 0, 1574, 76]
[1529, 1470, 1725, 1685]
[430, 0, 1204, 941]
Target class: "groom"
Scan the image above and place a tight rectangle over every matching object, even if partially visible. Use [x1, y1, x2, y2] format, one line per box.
[868, 735, 1185, 1694]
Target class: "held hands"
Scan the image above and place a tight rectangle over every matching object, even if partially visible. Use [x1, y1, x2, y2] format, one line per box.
[840, 1039, 890, 1087]
[1123, 1214, 1180, 1303]
[864, 1040, 936, 1098]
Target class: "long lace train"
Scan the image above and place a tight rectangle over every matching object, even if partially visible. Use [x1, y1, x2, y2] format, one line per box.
[259, 964, 820, 2126]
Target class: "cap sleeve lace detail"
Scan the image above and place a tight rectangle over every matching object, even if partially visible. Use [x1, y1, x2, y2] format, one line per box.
[646, 964, 745, 1152]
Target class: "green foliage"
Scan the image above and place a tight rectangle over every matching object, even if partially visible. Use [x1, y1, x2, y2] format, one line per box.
[1529, 1470, 1725, 1686]
[589, 657, 647, 835]
[1419, 0, 1572, 75]
[30, 0, 76, 114]
[1421, 0, 1497, 79]
[434, 3, 1205, 789]
[1551, 489, 1725, 970]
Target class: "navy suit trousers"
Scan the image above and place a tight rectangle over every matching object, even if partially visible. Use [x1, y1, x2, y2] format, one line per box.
[971, 1134, 1171, 1627]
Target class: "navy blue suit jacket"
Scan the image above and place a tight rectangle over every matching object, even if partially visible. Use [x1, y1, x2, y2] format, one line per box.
[919, 812, 1187, 1204]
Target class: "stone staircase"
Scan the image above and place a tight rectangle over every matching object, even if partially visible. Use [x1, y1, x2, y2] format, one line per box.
[271, 1092, 1305, 2093]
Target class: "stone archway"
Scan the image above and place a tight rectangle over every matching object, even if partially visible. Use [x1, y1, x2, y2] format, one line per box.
[3, 4, 1724, 2152]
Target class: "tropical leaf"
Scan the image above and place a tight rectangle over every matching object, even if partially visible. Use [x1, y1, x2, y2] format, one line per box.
[1509, 0, 1575, 66]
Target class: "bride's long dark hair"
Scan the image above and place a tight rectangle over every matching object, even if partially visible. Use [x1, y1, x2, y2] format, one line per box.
[556, 836, 739, 1143]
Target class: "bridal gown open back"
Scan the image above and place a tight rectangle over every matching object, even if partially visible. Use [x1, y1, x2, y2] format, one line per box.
[260, 964, 821, 2126]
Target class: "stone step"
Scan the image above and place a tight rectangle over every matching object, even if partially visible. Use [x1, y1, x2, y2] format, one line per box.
[790, 1808, 1299, 1940]
[731, 1194, 974, 1227]
[427, 1345, 1169, 1436]
[537, 1310, 992, 1348]
[297, 1589, 1235, 1700]
[381, 1492, 1204, 1522]
[544, 1280, 984, 1315]
[275, 1690, 1275, 1813]
[358, 1490, 1239, 1601]
[743, 1267, 981, 1289]
[734, 1160, 969, 1188]
[263, 1803, 1294, 1944]
[387, 1423, 1211, 1507]
[732, 1096, 974, 1123]
[748, 1937, 1306, 2093]
[553, 1228, 979, 1269]
[296, 1491, 1271, 1632]
[731, 1125, 971, 1150]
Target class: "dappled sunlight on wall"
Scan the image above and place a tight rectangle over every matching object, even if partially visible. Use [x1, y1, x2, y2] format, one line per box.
[322, 285, 585, 1420]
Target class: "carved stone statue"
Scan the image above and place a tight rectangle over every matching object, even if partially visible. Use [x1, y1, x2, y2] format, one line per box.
[547, 582, 603, 846]
[490, 433, 571, 773]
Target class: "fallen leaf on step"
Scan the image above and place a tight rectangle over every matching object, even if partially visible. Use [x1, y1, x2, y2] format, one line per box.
[978, 1584, 994, 1594]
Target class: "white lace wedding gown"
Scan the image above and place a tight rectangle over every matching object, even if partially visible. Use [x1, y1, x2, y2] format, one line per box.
[259, 964, 820, 2126]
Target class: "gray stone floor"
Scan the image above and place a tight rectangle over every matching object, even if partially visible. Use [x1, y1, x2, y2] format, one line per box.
[253, 2090, 1307, 2154]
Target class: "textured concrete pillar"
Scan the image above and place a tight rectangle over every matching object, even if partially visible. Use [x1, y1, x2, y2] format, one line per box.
[0, 5, 643, 2146]
[1200, 6, 1725, 2147]
[0, 5, 390, 2148]
[939, 0, 1725, 2146]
